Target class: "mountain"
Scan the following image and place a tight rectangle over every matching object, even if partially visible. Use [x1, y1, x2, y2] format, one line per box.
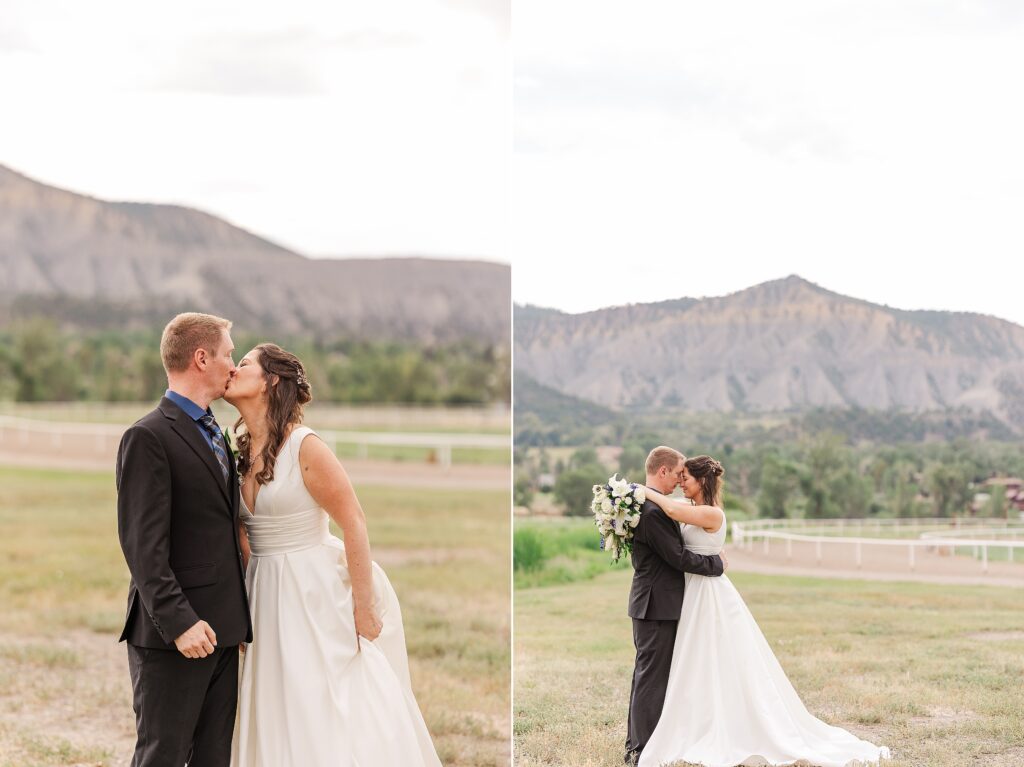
[0, 164, 509, 344]
[513, 370, 615, 428]
[514, 276, 1024, 425]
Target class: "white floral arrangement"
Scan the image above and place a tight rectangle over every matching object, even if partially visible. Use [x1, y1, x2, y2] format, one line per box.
[592, 474, 646, 564]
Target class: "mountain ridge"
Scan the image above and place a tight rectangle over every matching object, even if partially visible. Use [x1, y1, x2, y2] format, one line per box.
[0, 163, 509, 344]
[514, 276, 1024, 425]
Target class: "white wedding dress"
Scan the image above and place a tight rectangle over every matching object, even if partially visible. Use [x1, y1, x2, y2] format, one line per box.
[638, 515, 890, 767]
[231, 427, 442, 767]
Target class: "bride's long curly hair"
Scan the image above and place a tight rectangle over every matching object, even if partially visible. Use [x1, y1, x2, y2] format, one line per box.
[234, 343, 313, 486]
[686, 455, 724, 507]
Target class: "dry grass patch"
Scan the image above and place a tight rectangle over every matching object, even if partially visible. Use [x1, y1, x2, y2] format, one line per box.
[515, 568, 1024, 767]
[0, 467, 510, 767]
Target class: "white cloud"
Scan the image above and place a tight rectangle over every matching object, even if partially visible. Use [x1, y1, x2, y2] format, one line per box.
[512, 0, 1024, 325]
[0, 0, 509, 262]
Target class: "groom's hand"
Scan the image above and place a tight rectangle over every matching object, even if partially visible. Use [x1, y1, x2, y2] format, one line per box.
[175, 620, 217, 659]
[720, 550, 729, 572]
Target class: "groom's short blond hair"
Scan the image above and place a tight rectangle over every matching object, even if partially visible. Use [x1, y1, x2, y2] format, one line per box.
[160, 312, 232, 373]
[645, 446, 685, 476]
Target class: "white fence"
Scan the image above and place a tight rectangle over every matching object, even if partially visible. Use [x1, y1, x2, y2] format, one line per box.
[0, 415, 508, 470]
[732, 517, 1024, 574]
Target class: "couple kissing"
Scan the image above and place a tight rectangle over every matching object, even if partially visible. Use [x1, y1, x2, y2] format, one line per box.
[115, 312, 442, 767]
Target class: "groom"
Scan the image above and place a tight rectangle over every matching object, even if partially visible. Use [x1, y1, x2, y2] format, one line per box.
[116, 312, 252, 767]
[624, 446, 726, 766]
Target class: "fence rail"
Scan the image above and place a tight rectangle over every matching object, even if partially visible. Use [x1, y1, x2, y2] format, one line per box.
[0, 415, 508, 470]
[732, 518, 1024, 574]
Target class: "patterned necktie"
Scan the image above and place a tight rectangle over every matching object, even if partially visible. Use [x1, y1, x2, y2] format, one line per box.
[198, 413, 230, 482]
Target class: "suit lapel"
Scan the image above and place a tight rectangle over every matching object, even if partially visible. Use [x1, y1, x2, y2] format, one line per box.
[160, 398, 232, 509]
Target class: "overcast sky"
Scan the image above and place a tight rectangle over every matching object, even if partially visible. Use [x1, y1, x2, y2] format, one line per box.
[513, 1, 1024, 326]
[0, 0, 508, 262]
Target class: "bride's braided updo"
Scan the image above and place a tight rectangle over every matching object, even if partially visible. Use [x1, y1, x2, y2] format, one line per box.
[234, 343, 313, 486]
[685, 455, 724, 507]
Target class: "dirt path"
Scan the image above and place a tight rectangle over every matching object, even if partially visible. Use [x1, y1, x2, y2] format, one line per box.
[727, 541, 1024, 588]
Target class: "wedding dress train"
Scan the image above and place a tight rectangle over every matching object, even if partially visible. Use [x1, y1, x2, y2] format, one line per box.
[638, 515, 890, 767]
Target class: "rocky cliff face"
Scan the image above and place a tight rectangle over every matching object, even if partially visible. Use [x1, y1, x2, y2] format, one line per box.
[514, 276, 1024, 420]
[0, 164, 509, 344]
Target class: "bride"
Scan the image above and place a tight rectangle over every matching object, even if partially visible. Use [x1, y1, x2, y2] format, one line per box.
[224, 343, 441, 767]
[637, 455, 890, 767]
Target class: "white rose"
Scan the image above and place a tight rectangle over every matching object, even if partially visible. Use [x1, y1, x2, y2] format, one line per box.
[601, 498, 612, 513]
[633, 486, 646, 504]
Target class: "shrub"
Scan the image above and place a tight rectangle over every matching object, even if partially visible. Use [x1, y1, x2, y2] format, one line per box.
[514, 527, 547, 572]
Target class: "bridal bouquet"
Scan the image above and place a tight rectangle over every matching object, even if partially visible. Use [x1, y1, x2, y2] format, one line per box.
[592, 474, 646, 564]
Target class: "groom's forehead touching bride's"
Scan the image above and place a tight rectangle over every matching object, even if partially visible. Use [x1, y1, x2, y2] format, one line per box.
[644, 446, 686, 493]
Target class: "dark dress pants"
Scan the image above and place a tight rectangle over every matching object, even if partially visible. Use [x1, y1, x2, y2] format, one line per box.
[127, 643, 239, 767]
[624, 618, 678, 765]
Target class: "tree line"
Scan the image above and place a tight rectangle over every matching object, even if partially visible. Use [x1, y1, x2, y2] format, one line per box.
[515, 435, 1024, 521]
[0, 319, 510, 406]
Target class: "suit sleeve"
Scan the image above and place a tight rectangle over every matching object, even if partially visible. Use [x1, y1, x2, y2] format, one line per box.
[116, 424, 199, 643]
[637, 505, 724, 577]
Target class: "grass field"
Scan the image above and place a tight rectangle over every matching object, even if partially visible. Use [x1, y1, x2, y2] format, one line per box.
[514, 566, 1024, 767]
[0, 466, 510, 767]
[514, 517, 629, 589]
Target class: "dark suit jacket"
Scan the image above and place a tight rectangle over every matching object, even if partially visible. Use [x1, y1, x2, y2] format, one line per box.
[116, 397, 252, 648]
[628, 496, 724, 621]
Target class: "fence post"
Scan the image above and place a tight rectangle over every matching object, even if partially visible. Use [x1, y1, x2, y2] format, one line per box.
[982, 545, 988, 574]
[909, 544, 915, 571]
[786, 537, 792, 561]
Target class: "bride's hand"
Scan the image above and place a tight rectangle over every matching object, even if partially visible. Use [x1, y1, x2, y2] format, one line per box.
[355, 605, 382, 641]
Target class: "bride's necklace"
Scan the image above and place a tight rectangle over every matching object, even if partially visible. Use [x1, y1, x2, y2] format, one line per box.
[241, 446, 265, 510]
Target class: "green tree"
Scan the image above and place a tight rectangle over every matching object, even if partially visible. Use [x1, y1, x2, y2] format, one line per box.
[514, 469, 534, 509]
[569, 446, 599, 470]
[926, 463, 971, 517]
[13, 319, 80, 401]
[554, 464, 605, 516]
[618, 443, 646, 480]
[537, 447, 551, 474]
[986, 486, 1008, 519]
[757, 453, 800, 519]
